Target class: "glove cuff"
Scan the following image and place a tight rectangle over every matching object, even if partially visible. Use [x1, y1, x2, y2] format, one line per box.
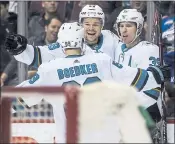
[147, 66, 164, 84]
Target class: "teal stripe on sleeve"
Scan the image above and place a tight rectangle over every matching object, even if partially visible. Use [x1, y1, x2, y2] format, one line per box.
[131, 69, 149, 91]
[30, 46, 42, 69]
[143, 87, 161, 100]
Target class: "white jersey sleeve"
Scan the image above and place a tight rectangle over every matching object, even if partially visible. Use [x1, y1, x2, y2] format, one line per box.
[14, 42, 65, 67]
[14, 44, 34, 65]
[109, 59, 160, 92]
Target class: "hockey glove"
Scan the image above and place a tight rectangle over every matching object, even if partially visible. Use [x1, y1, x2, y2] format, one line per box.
[147, 65, 171, 85]
[4, 34, 27, 55]
[165, 81, 175, 98]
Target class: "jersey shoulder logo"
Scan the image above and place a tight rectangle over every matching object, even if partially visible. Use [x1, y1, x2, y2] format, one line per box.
[112, 61, 123, 69]
[48, 42, 60, 50]
[29, 73, 40, 84]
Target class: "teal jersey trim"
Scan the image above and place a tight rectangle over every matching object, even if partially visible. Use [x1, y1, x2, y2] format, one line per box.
[96, 34, 103, 51]
[143, 87, 161, 100]
[88, 34, 103, 51]
[131, 68, 149, 91]
[121, 44, 128, 52]
[128, 55, 132, 67]
[31, 46, 42, 69]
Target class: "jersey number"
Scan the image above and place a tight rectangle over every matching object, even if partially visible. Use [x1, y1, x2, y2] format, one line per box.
[62, 76, 101, 86]
[149, 57, 160, 66]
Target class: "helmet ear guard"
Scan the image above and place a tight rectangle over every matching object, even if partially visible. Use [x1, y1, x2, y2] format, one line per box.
[136, 23, 143, 36]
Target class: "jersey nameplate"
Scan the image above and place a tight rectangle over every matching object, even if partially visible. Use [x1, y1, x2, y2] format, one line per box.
[57, 63, 98, 80]
[48, 42, 60, 50]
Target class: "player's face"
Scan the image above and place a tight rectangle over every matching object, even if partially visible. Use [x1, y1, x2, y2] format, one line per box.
[83, 18, 102, 45]
[119, 22, 137, 44]
[45, 18, 62, 43]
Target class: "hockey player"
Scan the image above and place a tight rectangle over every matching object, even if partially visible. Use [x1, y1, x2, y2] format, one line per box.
[5, 5, 119, 69]
[113, 9, 162, 120]
[78, 4, 119, 59]
[17, 22, 167, 142]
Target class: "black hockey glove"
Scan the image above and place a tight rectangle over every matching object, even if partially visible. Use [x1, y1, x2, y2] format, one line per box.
[147, 65, 171, 85]
[165, 81, 175, 98]
[4, 34, 27, 55]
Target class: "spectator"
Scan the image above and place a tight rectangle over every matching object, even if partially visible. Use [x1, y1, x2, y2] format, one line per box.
[28, 1, 42, 19]
[0, 2, 18, 87]
[28, 16, 62, 79]
[28, 1, 59, 38]
[28, 16, 62, 46]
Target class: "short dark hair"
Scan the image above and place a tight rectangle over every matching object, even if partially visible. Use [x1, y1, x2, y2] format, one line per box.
[45, 15, 62, 26]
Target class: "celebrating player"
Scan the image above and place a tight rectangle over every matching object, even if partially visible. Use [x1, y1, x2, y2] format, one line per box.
[16, 22, 167, 142]
[114, 9, 160, 69]
[113, 9, 162, 121]
[5, 5, 119, 69]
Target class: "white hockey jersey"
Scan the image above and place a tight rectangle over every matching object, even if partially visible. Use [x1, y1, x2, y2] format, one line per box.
[115, 41, 160, 108]
[115, 41, 160, 68]
[18, 52, 158, 92]
[14, 30, 119, 68]
[18, 52, 160, 143]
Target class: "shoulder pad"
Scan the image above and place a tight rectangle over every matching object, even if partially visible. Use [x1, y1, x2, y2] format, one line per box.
[48, 42, 60, 50]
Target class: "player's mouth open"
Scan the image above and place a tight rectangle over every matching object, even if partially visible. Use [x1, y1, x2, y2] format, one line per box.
[52, 33, 57, 38]
[87, 32, 96, 36]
